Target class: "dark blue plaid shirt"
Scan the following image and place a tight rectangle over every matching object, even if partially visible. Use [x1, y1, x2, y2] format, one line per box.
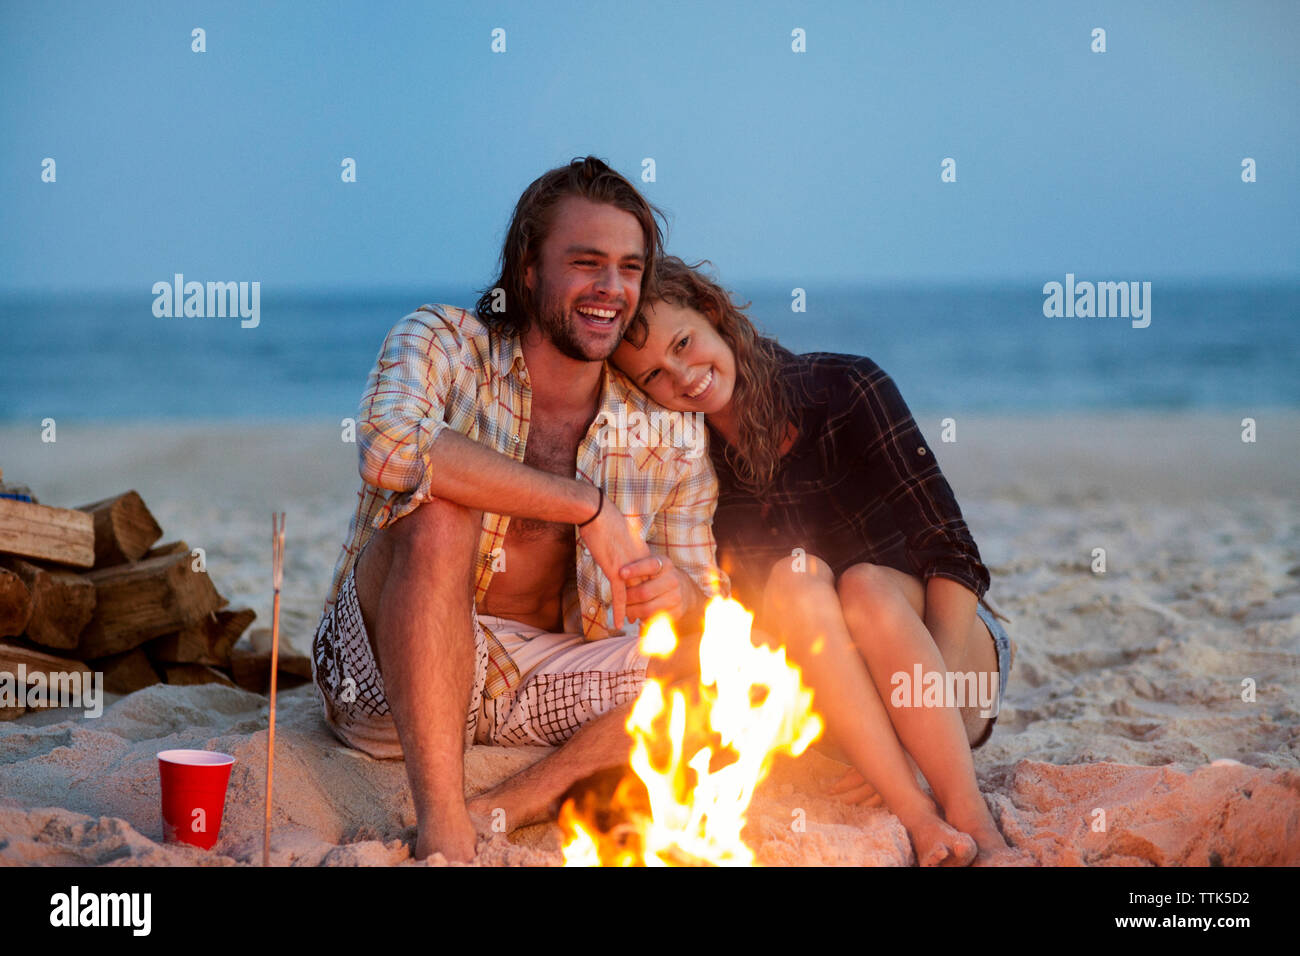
[709, 345, 990, 608]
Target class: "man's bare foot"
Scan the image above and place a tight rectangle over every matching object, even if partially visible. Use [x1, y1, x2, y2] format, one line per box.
[414, 810, 477, 863]
[464, 795, 497, 838]
[897, 809, 979, 867]
[465, 782, 558, 839]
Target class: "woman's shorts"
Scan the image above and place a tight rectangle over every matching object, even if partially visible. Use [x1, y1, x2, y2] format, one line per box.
[310, 564, 649, 760]
[971, 599, 1012, 749]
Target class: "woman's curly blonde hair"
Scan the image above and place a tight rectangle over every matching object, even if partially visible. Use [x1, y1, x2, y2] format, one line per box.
[623, 256, 793, 494]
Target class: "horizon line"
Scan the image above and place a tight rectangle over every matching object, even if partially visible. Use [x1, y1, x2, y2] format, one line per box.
[2, 273, 1299, 300]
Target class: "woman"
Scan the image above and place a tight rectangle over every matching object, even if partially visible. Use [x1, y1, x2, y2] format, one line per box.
[611, 256, 1020, 865]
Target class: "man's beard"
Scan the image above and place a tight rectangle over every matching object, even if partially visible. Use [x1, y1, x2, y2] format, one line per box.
[533, 278, 625, 363]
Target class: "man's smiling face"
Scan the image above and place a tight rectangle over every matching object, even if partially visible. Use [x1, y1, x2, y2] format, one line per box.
[524, 196, 646, 362]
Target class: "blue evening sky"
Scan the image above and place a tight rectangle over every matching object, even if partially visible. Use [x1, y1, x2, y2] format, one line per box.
[2, 0, 1296, 294]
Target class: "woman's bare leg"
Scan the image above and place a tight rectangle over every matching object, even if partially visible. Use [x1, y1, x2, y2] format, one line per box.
[759, 555, 977, 866]
[834, 562, 1014, 861]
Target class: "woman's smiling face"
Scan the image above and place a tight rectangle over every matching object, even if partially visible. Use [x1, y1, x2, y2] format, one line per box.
[612, 299, 737, 414]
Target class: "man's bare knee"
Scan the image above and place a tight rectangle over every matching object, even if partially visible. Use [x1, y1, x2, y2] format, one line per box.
[388, 497, 481, 559]
[365, 499, 479, 588]
[354, 498, 481, 644]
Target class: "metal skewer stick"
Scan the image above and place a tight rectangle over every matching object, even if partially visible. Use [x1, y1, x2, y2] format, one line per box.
[263, 511, 285, 868]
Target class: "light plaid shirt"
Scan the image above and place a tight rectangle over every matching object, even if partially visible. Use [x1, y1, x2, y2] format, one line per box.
[323, 304, 727, 697]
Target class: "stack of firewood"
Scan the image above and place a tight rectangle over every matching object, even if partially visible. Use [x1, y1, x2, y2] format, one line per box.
[0, 473, 310, 720]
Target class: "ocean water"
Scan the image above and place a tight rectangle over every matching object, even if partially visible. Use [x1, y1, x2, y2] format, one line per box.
[0, 281, 1296, 422]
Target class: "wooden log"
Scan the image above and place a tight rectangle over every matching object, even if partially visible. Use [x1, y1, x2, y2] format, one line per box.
[0, 498, 95, 568]
[145, 540, 190, 560]
[0, 638, 86, 715]
[78, 551, 225, 658]
[161, 663, 238, 689]
[92, 647, 162, 695]
[146, 606, 256, 668]
[0, 567, 34, 638]
[0, 639, 91, 676]
[231, 627, 312, 693]
[0, 639, 85, 712]
[0, 701, 25, 721]
[0, 556, 96, 650]
[76, 491, 164, 568]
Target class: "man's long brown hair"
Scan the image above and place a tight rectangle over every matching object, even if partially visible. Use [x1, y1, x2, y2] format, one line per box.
[623, 256, 793, 494]
[475, 156, 668, 335]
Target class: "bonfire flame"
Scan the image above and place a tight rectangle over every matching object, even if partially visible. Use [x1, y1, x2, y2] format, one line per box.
[560, 596, 823, 866]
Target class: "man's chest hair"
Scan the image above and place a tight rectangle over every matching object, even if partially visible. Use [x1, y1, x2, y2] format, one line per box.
[521, 414, 588, 477]
[506, 416, 586, 540]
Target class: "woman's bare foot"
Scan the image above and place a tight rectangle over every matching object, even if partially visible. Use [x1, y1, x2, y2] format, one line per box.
[972, 844, 1035, 867]
[943, 796, 1015, 865]
[897, 808, 979, 867]
[941, 785, 1029, 868]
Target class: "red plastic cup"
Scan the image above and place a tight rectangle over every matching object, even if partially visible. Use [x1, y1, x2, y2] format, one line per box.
[157, 749, 236, 850]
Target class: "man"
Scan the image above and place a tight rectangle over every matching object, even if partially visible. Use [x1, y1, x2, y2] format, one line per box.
[311, 157, 726, 862]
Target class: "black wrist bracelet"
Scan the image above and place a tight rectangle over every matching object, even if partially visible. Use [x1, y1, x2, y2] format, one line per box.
[577, 486, 603, 528]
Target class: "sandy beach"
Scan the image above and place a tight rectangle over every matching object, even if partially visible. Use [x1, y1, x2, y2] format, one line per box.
[1, 412, 1297, 866]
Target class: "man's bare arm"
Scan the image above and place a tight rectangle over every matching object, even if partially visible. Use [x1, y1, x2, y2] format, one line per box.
[413, 428, 599, 524]
[373, 427, 649, 628]
[355, 310, 603, 527]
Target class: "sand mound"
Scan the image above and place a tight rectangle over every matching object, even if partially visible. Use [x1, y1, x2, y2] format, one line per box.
[2, 683, 1296, 867]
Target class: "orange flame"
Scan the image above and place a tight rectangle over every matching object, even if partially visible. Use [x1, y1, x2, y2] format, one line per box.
[560, 596, 822, 866]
